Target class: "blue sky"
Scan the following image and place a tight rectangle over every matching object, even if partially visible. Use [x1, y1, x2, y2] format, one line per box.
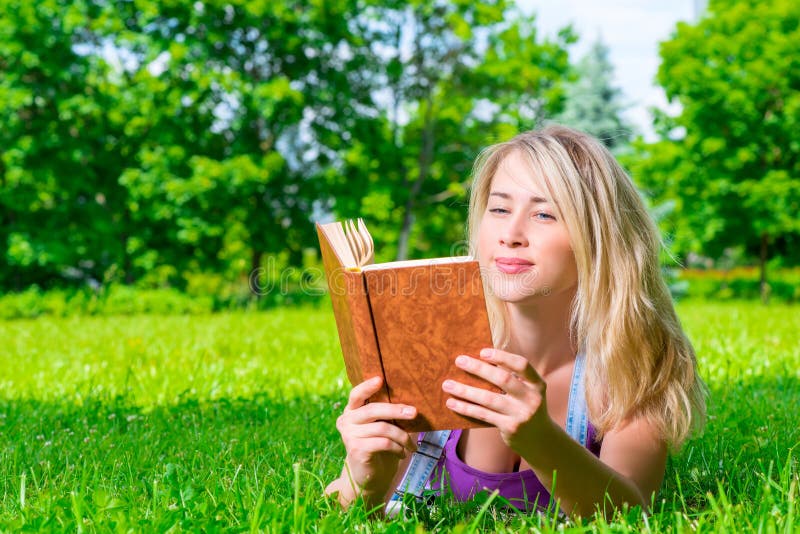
[517, 0, 701, 140]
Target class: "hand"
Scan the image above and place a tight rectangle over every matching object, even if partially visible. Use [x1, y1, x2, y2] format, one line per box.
[333, 376, 418, 499]
[442, 348, 551, 453]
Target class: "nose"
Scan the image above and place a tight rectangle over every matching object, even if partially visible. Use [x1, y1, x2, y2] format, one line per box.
[498, 213, 529, 248]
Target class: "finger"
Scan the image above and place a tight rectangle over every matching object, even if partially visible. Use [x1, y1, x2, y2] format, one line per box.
[479, 348, 545, 385]
[349, 422, 417, 452]
[442, 379, 509, 413]
[346, 376, 384, 410]
[346, 402, 417, 425]
[445, 396, 504, 428]
[350, 437, 407, 459]
[454, 355, 529, 395]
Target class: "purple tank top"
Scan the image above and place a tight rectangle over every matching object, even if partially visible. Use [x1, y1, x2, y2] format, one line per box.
[426, 424, 602, 511]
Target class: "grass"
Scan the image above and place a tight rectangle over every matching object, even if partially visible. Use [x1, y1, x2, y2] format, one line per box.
[0, 300, 798, 532]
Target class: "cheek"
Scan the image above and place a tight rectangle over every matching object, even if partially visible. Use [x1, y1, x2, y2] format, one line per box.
[556, 240, 578, 281]
[542, 232, 576, 269]
[475, 223, 490, 258]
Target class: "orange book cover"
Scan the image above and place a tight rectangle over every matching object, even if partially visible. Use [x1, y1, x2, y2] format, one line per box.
[316, 219, 496, 432]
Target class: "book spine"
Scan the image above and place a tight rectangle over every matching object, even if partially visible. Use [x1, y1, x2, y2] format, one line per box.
[341, 270, 389, 403]
[316, 222, 389, 403]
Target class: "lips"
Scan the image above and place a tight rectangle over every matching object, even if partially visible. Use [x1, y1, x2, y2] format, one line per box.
[495, 257, 534, 274]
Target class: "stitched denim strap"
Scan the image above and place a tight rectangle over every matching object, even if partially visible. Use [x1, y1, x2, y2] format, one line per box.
[565, 352, 589, 447]
[385, 429, 450, 517]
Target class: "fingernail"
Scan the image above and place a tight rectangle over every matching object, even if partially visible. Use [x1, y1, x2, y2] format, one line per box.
[371, 376, 381, 385]
[455, 355, 468, 366]
[480, 348, 493, 359]
[401, 407, 415, 417]
[442, 380, 454, 391]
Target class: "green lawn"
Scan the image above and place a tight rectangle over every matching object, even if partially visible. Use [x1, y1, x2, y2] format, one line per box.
[1, 301, 798, 532]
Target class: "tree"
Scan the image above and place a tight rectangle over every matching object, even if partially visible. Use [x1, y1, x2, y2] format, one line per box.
[632, 0, 800, 301]
[0, 0, 141, 289]
[556, 39, 633, 150]
[110, 0, 372, 281]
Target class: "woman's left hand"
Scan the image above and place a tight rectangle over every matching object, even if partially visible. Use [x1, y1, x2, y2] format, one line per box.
[442, 347, 552, 452]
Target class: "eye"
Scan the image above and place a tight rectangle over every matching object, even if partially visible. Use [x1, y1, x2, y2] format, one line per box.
[533, 211, 556, 221]
[488, 207, 509, 215]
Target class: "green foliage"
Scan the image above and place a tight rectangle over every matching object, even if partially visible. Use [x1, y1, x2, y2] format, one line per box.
[0, 0, 578, 292]
[107, 0, 357, 278]
[0, 0, 368, 288]
[0, 285, 212, 319]
[678, 267, 800, 302]
[0, 262, 329, 319]
[630, 0, 800, 295]
[0, 302, 799, 531]
[0, 0, 135, 288]
[4, 0, 798, 300]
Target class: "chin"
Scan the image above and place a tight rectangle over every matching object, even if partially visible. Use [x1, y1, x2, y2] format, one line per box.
[487, 279, 549, 303]
[483, 271, 545, 302]
[491, 289, 550, 303]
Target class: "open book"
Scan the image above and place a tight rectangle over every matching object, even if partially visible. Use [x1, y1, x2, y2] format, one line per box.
[316, 218, 496, 432]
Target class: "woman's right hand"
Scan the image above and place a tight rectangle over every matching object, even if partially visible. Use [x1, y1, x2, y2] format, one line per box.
[328, 375, 418, 506]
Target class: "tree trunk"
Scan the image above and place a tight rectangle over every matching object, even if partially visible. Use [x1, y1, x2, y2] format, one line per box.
[396, 210, 415, 261]
[759, 233, 769, 304]
[251, 249, 262, 281]
[122, 232, 134, 285]
[120, 205, 134, 285]
[249, 247, 265, 300]
[396, 97, 436, 261]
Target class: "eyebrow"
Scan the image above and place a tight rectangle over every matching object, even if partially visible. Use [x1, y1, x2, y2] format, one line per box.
[489, 191, 550, 204]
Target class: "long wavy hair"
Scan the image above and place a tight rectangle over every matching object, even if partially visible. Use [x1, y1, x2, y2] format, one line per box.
[467, 124, 707, 448]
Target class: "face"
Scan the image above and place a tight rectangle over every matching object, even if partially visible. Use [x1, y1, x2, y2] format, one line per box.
[477, 150, 578, 304]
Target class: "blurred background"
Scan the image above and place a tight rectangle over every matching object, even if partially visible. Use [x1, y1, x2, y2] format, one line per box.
[1, 0, 798, 318]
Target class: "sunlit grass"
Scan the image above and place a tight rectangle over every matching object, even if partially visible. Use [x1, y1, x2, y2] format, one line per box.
[0, 300, 797, 531]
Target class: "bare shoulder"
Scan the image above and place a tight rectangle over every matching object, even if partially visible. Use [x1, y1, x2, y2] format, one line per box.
[599, 417, 668, 502]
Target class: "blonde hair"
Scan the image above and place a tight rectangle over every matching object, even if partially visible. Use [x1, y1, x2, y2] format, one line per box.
[467, 124, 706, 448]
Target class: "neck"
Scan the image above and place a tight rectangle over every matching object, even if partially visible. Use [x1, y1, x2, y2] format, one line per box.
[504, 289, 577, 377]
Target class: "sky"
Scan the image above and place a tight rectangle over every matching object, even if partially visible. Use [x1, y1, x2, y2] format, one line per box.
[517, 0, 702, 140]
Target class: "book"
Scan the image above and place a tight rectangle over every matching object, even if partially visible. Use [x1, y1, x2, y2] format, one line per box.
[316, 218, 497, 432]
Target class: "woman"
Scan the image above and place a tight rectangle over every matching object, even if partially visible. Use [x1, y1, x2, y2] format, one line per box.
[325, 125, 707, 517]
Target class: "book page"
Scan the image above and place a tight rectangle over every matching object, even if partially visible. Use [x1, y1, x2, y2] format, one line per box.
[362, 255, 474, 271]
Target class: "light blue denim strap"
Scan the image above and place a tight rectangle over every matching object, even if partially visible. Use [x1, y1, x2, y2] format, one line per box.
[564, 352, 589, 447]
[385, 429, 451, 518]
